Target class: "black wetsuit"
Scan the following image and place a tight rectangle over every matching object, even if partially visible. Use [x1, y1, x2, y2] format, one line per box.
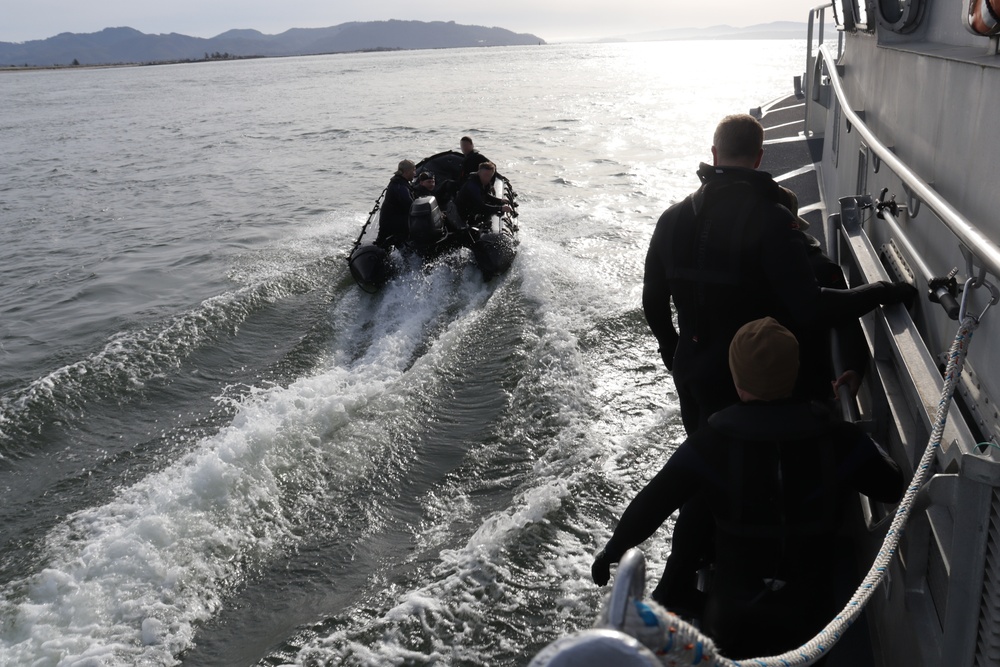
[642, 163, 912, 434]
[798, 231, 870, 401]
[376, 173, 413, 248]
[413, 184, 437, 200]
[460, 150, 488, 182]
[455, 174, 506, 228]
[597, 400, 903, 662]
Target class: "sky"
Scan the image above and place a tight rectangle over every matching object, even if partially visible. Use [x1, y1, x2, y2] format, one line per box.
[1, 0, 811, 44]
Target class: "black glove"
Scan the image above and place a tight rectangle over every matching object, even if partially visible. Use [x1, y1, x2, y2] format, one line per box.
[658, 347, 674, 372]
[591, 549, 612, 586]
[878, 281, 918, 309]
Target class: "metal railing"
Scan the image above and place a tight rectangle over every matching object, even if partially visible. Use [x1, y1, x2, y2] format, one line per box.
[804, 14, 1000, 665]
[810, 40, 1000, 283]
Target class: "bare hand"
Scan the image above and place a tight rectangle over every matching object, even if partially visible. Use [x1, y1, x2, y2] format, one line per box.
[832, 370, 862, 399]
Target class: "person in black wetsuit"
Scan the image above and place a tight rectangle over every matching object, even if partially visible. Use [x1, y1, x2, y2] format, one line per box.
[413, 171, 438, 200]
[375, 159, 415, 249]
[591, 317, 904, 663]
[455, 161, 513, 230]
[778, 185, 869, 403]
[642, 113, 915, 435]
[459, 136, 489, 183]
[642, 115, 913, 627]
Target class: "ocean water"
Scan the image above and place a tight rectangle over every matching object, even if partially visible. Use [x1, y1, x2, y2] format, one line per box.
[0, 40, 805, 666]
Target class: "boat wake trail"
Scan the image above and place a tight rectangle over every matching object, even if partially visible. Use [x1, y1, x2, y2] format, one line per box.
[261, 239, 683, 666]
[0, 260, 506, 667]
[0, 260, 333, 462]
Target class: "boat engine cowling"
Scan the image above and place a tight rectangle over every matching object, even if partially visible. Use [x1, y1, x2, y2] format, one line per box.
[407, 196, 447, 250]
[348, 243, 392, 293]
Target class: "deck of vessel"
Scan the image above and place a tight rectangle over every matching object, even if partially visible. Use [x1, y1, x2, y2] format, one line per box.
[753, 92, 877, 667]
[757, 94, 827, 250]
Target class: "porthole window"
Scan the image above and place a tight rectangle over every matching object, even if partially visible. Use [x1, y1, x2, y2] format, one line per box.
[877, 0, 925, 32]
[879, 0, 906, 23]
[965, 0, 1000, 36]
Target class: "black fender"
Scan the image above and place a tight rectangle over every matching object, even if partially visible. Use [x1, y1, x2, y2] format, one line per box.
[348, 243, 394, 293]
[472, 231, 517, 281]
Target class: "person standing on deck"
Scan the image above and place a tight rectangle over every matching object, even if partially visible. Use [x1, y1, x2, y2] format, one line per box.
[591, 317, 904, 664]
[642, 113, 915, 435]
[640, 115, 914, 621]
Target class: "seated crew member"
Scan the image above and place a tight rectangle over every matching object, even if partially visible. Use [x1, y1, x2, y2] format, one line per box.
[413, 171, 438, 200]
[591, 317, 904, 664]
[376, 159, 416, 249]
[455, 161, 513, 230]
[459, 135, 489, 183]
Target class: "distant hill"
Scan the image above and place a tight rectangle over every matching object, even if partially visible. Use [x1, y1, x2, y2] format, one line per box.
[599, 21, 809, 43]
[0, 21, 546, 67]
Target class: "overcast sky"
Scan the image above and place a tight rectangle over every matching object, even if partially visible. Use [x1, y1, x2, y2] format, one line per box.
[2, 1, 811, 44]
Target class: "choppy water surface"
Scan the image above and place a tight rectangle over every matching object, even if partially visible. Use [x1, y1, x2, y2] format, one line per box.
[0, 40, 803, 665]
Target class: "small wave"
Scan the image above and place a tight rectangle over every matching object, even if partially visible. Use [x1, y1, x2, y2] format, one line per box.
[265, 262, 664, 665]
[0, 264, 328, 459]
[0, 256, 506, 666]
[297, 128, 351, 139]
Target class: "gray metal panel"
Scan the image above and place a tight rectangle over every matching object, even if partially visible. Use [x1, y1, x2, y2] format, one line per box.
[835, 196, 998, 667]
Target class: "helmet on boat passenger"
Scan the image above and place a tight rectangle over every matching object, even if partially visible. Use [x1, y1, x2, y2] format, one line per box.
[527, 628, 661, 667]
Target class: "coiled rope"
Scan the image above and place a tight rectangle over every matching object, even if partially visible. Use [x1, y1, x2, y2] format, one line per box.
[609, 289, 996, 666]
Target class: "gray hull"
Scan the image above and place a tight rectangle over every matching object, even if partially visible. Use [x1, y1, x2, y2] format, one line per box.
[794, 4, 1000, 666]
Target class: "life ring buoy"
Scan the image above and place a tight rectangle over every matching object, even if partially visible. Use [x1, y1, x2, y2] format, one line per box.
[970, 0, 1000, 35]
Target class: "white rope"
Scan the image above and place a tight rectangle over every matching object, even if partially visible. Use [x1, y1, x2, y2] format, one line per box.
[629, 313, 982, 667]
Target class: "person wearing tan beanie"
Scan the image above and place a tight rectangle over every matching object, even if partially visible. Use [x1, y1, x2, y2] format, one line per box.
[591, 316, 903, 662]
[728, 317, 799, 402]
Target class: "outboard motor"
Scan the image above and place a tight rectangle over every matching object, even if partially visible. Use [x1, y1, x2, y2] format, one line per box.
[348, 243, 392, 293]
[407, 196, 447, 252]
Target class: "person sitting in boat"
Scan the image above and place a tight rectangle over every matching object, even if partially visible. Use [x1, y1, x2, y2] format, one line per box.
[455, 161, 513, 231]
[375, 159, 416, 249]
[459, 135, 489, 183]
[413, 171, 438, 200]
[590, 317, 904, 664]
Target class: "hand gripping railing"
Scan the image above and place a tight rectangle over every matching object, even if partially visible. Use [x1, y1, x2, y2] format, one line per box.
[586, 307, 994, 667]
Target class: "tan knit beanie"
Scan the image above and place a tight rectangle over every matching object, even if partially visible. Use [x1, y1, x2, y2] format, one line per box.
[728, 317, 799, 400]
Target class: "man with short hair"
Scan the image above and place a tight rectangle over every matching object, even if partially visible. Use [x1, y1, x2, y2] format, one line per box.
[455, 161, 512, 229]
[643, 113, 914, 434]
[376, 159, 416, 248]
[591, 317, 903, 663]
[414, 171, 437, 199]
[459, 136, 489, 183]
[640, 115, 914, 624]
